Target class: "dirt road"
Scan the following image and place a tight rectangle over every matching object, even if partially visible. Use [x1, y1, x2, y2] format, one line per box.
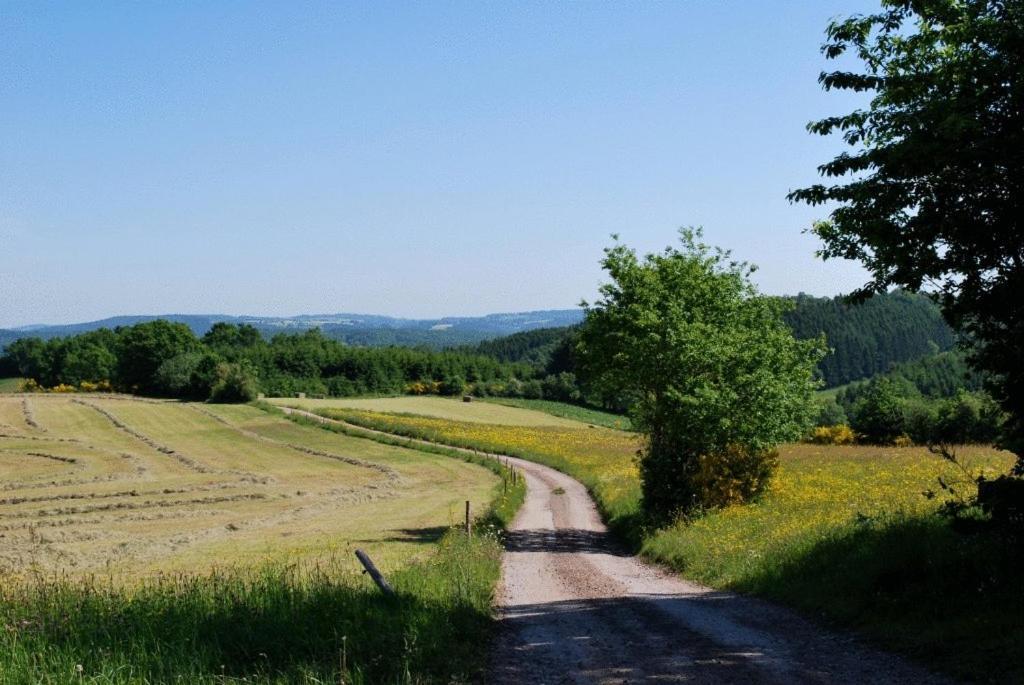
[278, 407, 948, 684]
[491, 454, 949, 684]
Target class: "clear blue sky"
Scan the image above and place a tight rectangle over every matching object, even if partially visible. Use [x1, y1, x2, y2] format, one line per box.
[0, 1, 878, 328]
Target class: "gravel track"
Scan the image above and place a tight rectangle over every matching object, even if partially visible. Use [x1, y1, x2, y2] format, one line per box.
[279, 406, 949, 684]
[491, 454, 951, 684]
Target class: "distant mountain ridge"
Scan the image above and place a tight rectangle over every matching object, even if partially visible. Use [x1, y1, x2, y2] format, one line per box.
[0, 309, 586, 350]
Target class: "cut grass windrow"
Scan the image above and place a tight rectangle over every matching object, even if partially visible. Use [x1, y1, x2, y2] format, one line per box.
[0, 399, 527, 684]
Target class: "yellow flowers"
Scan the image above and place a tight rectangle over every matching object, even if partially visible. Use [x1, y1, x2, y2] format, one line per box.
[808, 424, 856, 445]
[18, 379, 114, 393]
[328, 407, 1016, 591]
[325, 408, 643, 518]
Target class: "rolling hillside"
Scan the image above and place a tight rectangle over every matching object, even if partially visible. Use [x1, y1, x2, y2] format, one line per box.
[0, 309, 585, 351]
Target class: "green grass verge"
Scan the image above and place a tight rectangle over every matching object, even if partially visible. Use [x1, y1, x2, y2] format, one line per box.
[309, 407, 1023, 682]
[480, 397, 633, 430]
[0, 533, 502, 684]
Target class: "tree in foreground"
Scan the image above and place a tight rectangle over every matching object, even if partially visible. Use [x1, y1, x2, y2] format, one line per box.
[789, 0, 1024, 470]
[577, 230, 825, 520]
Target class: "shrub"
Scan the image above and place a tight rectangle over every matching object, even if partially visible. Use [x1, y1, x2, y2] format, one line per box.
[19, 378, 42, 392]
[814, 398, 847, 427]
[520, 379, 544, 400]
[688, 445, 779, 509]
[540, 372, 581, 402]
[808, 424, 856, 445]
[851, 378, 907, 444]
[438, 375, 465, 396]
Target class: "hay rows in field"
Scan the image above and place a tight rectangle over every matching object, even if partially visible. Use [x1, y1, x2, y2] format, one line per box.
[191, 405, 401, 482]
[0, 431, 83, 444]
[0, 492, 271, 520]
[73, 399, 217, 474]
[0, 395, 500, 577]
[0, 481, 254, 507]
[20, 399, 45, 432]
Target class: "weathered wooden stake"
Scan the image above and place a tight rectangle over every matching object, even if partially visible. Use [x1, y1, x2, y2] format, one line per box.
[465, 500, 472, 535]
[354, 549, 395, 597]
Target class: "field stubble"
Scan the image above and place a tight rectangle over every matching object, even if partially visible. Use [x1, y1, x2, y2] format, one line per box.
[0, 395, 498, 577]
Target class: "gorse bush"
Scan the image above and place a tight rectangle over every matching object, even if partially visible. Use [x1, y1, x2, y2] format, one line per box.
[808, 424, 856, 445]
[0, 533, 503, 684]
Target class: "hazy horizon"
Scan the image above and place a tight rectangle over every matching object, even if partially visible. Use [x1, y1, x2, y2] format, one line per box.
[2, 1, 877, 329]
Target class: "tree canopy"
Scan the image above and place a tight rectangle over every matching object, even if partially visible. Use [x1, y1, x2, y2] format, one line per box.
[577, 229, 825, 519]
[790, 0, 1024, 469]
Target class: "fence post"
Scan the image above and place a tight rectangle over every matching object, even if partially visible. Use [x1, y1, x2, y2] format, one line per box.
[465, 500, 471, 536]
[354, 549, 395, 597]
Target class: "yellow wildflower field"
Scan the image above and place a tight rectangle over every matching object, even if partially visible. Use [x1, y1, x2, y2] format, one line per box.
[319, 407, 1013, 581]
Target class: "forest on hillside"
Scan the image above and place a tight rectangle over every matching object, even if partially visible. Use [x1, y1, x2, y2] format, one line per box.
[464, 291, 959, 389]
[0, 291, 972, 413]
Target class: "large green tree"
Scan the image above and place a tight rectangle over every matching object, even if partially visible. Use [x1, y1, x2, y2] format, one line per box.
[577, 230, 825, 519]
[790, 0, 1024, 469]
[116, 321, 200, 394]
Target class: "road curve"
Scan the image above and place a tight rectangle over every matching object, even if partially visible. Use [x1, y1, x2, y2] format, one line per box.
[278, 407, 948, 684]
[490, 455, 949, 684]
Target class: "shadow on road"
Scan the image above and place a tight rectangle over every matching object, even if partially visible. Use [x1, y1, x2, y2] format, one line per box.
[504, 527, 630, 556]
[492, 594, 784, 684]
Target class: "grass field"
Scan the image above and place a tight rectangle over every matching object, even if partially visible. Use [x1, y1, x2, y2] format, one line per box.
[480, 397, 633, 430]
[0, 395, 499, 576]
[276, 395, 583, 427]
[308, 397, 1021, 682]
[0, 394, 525, 683]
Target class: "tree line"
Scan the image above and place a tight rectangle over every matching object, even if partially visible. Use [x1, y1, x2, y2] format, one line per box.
[0, 321, 535, 402]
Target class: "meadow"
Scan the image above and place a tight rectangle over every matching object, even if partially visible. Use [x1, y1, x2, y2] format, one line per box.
[301, 398, 1021, 682]
[282, 395, 581, 427]
[479, 397, 633, 431]
[0, 394, 524, 683]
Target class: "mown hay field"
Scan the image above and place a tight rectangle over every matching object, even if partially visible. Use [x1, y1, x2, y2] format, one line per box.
[277, 395, 583, 427]
[0, 395, 498, 578]
[306, 398, 1022, 681]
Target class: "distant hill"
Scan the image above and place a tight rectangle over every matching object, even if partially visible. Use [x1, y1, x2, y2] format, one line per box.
[0, 310, 585, 351]
[467, 291, 958, 389]
[781, 291, 956, 387]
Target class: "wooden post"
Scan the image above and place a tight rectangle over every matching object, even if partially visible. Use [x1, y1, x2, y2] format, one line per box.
[465, 500, 471, 535]
[354, 549, 395, 597]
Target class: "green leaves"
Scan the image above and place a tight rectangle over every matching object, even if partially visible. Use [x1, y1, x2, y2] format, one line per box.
[793, 0, 1024, 471]
[577, 230, 825, 519]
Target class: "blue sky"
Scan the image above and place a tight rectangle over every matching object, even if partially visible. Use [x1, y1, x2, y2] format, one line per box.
[1, 1, 877, 328]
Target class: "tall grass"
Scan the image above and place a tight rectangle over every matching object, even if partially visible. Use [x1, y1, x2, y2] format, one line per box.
[0, 533, 502, 684]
